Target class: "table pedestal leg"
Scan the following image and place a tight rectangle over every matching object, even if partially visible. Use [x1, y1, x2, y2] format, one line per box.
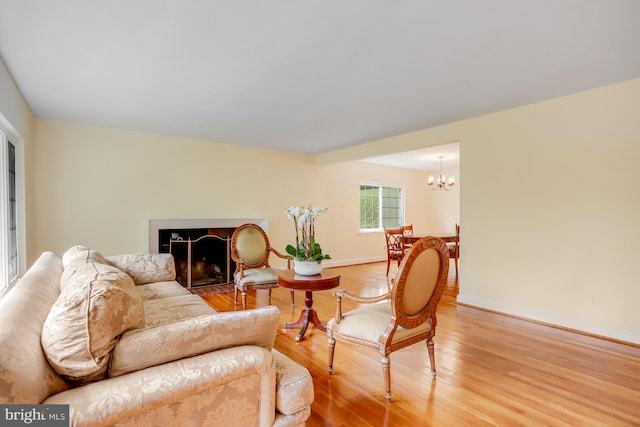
[283, 290, 326, 342]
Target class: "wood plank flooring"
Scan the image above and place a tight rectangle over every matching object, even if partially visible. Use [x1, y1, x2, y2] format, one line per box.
[200, 261, 640, 426]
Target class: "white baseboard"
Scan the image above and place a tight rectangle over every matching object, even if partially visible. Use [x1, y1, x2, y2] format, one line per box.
[321, 256, 386, 268]
[457, 294, 640, 346]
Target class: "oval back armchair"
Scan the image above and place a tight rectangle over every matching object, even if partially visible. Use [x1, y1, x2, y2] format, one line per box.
[327, 236, 450, 401]
[231, 223, 294, 309]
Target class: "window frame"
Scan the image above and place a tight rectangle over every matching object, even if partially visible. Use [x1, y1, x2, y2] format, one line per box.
[0, 116, 26, 297]
[359, 182, 405, 233]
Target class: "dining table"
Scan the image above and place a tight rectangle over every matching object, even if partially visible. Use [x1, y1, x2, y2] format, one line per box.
[402, 232, 457, 245]
[402, 230, 460, 279]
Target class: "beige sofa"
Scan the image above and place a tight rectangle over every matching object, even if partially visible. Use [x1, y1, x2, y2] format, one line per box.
[0, 246, 314, 426]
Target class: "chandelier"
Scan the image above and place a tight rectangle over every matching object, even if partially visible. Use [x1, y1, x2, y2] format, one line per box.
[428, 156, 455, 191]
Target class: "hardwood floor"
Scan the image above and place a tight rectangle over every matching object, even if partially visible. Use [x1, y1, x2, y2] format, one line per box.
[201, 261, 640, 426]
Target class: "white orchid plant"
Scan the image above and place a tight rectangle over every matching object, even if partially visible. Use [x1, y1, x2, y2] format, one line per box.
[284, 205, 331, 263]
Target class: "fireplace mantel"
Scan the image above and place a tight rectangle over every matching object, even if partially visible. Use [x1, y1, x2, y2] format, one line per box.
[148, 218, 268, 253]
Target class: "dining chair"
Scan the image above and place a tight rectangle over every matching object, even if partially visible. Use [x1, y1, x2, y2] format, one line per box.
[446, 223, 460, 279]
[383, 227, 406, 276]
[402, 224, 414, 250]
[327, 236, 450, 401]
[230, 223, 294, 309]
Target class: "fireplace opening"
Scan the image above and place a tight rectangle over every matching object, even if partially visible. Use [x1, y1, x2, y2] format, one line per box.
[158, 227, 237, 289]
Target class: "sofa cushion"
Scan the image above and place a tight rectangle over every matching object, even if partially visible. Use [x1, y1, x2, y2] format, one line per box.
[135, 280, 192, 301]
[106, 253, 176, 285]
[42, 262, 145, 385]
[109, 306, 281, 377]
[142, 294, 214, 327]
[271, 350, 315, 415]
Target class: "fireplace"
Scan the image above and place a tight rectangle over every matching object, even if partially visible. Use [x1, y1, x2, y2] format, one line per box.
[149, 218, 268, 289]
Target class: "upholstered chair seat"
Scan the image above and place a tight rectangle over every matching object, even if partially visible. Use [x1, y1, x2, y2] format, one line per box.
[234, 267, 280, 287]
[326, 302, 433, 345]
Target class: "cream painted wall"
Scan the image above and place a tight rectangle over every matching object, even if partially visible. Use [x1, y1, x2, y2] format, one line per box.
[317, 161, 430, 264]
[319, 78, 640, 344]
[425, 166, 460, 233]
[0, 61, 34, 140]
[34, 120, 309, 261]
[458, 81, 640, 344]
[32, 119, 427, 268]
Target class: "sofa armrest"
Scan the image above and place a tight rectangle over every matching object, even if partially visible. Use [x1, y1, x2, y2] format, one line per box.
[44, 346, 276, 427]
[109, 306, 280, 377]
[106, 253, 175, 285]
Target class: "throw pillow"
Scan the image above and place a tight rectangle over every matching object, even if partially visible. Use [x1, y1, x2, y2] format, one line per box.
[61, 244, 91, 268]
[60, 245, 109, 291]
[42, 262, 145, 385]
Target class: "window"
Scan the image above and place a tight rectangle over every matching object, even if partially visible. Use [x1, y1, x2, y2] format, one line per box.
[359, 184, 404, 231]
[0, 129, 18, 292]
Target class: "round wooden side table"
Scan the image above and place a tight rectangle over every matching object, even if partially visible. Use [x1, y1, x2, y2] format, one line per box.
[277, 269, 340, 342]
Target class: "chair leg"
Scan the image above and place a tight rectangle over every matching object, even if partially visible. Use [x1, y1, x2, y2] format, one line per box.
[241, 290, 247, 310]
[386, 258, 391, 276]
[454, 256, 459, 279]
[234, 287, 238, 305]
[290, 290, 295, 307]
[381, 356, 391, 401]
[328, 337, 336, 374]
[426, 337, 436, 376]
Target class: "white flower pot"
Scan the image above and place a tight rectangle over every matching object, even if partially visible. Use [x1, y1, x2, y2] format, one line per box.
[294, 260, 323, 276]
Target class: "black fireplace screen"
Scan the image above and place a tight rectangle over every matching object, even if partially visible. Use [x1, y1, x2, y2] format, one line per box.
[158, 228, 236, 288]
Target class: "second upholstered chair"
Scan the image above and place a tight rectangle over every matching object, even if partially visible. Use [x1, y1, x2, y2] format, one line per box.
[327, 236, 450, 401]
[231, 223, 294, 309]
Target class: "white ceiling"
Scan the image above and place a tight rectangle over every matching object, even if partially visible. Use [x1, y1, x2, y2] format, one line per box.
[1, 1, 639, 158]
[361, 142, 459, 171]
